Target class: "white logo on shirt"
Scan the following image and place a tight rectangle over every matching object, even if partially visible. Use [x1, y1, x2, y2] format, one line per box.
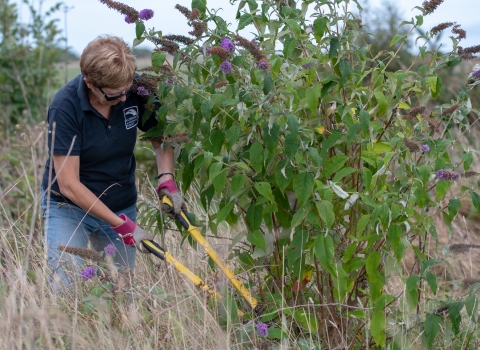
[124, 106, 138, 129]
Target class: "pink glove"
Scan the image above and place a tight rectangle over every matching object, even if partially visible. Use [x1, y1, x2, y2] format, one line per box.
[111, 214, 154, 253]
[155, 179, 187, 215]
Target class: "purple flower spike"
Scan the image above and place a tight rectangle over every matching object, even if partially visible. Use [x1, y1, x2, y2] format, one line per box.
[421, 144, 430, 152]
[256, 322, 268, 337]
[220, 61, 232, 74]
[166, 76, 174, 85]
[139, 9, 154, 21]
[81, 266, 96, 281]
[472, 69, 480, 80]
[302, 62, 316, 69]
[436, 169, 461, 181]
[124, 15, 135, 24]
[258, 60, 269, 71]
[136, 86, 149, 96]
[220, 38, 235, 53]
[104, 244, 117, 256]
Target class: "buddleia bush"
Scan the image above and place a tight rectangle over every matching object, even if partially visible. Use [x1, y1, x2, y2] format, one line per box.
[104, 0, 480, 348]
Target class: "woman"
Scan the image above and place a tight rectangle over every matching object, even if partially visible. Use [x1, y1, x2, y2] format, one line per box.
[41, 35, 185, 286]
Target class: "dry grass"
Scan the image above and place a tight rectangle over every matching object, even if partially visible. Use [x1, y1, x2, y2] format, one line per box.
[0, 122, 279, 350]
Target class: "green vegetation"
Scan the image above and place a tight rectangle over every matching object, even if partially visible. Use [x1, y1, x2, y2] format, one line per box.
[3, 0, 480, 349]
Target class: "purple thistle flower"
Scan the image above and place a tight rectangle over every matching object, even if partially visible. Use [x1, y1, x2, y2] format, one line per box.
[256, 322, 268, 337]
[220, 61, 232, 74]
[124, 15, 135, 24]
[220, 38, 235, 53]
[81, 266, 96, 281]
[436, 169, 461, 181]
[302, 62, 316, 69]
[421, 144, 430, 152]
[136, 86, 149, 97]
[139, 9, 154, 21]
[472, 69, 480, 80]
[104, 244, 117, 256]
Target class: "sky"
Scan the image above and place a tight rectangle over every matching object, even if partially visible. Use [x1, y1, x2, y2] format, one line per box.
[12, 0, 480, 57]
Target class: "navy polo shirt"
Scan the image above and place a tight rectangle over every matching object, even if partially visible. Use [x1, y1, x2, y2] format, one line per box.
[41, 74, 158, 212]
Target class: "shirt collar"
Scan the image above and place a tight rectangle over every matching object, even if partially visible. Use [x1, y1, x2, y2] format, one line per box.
[77, 75, 93, 112]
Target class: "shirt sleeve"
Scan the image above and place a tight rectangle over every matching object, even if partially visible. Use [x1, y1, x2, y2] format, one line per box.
[47, 107, 82, 156]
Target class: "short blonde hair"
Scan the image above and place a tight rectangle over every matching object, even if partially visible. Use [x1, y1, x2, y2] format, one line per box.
[80, 35, 136, 88]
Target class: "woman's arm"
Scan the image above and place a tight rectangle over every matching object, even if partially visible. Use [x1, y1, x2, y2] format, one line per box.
[53, 154, 125, 227]
[151, 140, 174, 182]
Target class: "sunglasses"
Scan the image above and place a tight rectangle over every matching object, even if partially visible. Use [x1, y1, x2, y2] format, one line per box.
[97, 79, 137, 101]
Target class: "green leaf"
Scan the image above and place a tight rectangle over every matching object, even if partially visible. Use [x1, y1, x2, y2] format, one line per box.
[294, 309, 319, 332]
[432, 77, 442, 99]
[285, 19, 301, 37]
[322, 155, 349, 178]
[247, 230, 266, 252]
[359, 110, 370, 133]
[135, 21, 145, 39]
[133, 37, 145, 47]
[217, 202, 235, 224]
[315, 200, 335, 228]
[449, 302, 463, 335]
[436, 180, 450, 201]
[332, 167, 356, 183]
[463, 152, 473, 170]
[415, 15, 424, 26]
[226, 125, 241, 152]
[329, 37, 340, 59]
[471, 190, 480, 214]
[238, 13, 254, 30]
[231, 174, 247, 195]
[313, 17, 328, 42]
[283, 37, 296, 59]
[250, 141, 264, 173]
[192, 0, 206, 14]
[151, 52, 166, 67]
[426, 272, 437, 295]
[306, 86, 321, 114]
[201, 99, 214, 120]
[263, 74, 273, 95]
[314, 234, 335, 275]
[338, 60, 352, 87]
[366, 252, 381, 281]
[263, 123, 280, 152]
[290, 207, 308, 229]
[427, 76, 438, 93]
[287, 114, 299, 138]
[213, 171, 227, 195]
[254, 182, 275, 202]
[424, 313, 442, 350]
[356, 214, 370, 236]
[246, 204, 263, 231]
[274, 159, 292, 192]
[209, 162, 223, 181]
[390, 34, 406, 47]
[294, 172, 314, 207]
[370, 312, 386, 346]
[374, 91, 387, 116]
[448, 198, 461, 219]
[331, 263, 348, 302]
[209, 129, 225, 155]
[284, 133, 299, 159]
[286, 230, 308, 265]
[387, 224, 402, 256]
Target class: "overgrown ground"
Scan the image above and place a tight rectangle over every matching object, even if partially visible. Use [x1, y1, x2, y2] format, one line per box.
[0, 122, 276, 349]
[3, 113, 480, 350]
